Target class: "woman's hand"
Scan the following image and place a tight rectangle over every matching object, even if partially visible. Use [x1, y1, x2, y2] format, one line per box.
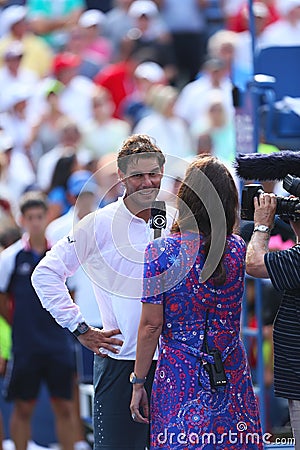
[130, 385, 149, 424]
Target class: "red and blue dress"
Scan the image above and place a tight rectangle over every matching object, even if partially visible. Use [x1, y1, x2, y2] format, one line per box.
[142, 231, 263, 449]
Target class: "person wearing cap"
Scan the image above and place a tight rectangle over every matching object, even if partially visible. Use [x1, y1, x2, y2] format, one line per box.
[174, 56, 234, 127]
[0, 41, 37, 112]
[122, 0, 177, 84]
[26, 0, 84, 52]
[49, 51, 96, 125]
[104, 0, 167, 62]
[0, 132, 35, 204]
[78, 9, 113, 68]
[228, 0, 279, 33]
[122, 60, 166, 129]
[0, 5, 53, 78]
[260, 0, 300, 47]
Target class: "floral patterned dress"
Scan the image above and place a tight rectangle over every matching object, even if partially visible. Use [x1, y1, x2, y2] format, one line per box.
[142, 232, 263, 450]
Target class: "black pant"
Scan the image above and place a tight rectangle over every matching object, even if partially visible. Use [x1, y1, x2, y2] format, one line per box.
[93, 356, 156, 450]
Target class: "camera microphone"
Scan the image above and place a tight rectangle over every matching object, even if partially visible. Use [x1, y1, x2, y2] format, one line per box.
[150, 201, 166, 239]
[235, 151, 300, 180]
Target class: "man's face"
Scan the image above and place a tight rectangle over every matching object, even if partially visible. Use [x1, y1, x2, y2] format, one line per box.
[21, 207, 48, 236]
[119, 156, 163, 211]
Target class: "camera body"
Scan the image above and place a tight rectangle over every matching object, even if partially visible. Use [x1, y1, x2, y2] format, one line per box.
[241, 175, 300, 222]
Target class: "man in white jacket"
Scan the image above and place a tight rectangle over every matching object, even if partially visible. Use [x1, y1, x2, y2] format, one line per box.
[32, 134, 175, 449]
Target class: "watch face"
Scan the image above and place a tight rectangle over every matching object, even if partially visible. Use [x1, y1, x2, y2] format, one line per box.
[129, 372, 136, 383]
[77, 322, 89, 334]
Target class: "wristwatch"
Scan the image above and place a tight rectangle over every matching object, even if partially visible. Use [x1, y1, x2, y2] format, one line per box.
[72, 322, 90, 337]
[129, 372, 147, 385]
[253, 224, 270, 234]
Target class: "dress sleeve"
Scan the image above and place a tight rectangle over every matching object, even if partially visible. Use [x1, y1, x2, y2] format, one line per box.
[264, 245, 300, 291]
[142, 240, 165, 305]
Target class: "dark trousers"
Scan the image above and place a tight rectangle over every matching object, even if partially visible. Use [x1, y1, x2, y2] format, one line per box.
[93, 356, 156, 450]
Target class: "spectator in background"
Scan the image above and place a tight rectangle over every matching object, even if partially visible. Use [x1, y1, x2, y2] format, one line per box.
[0, 191, 76, 450]
[159, 0, 208, 86]
[260, 0, 300, 47]
[80, 86, 130, 159]
[104, 0, 136, 61]
[78, 9, 113, 69]
[95, 153, 124, 208]
[228, 0, 279, 33]
[0, 133, 35, 203]
[26, 0, 84, 52]
[0, 41, 37, 112]
[122, 60, 166, 129]
[175, 57, 234, 126]
[49, 52, 95, 125]
[122, 0, 177, 84]
[0, 83, 35, 166]
[27, 80, 66, 160]
[206, 29, 237, 77]
[190, 88, 236, 165]
[36, 118, 87, 192]
[0, 5, 53, 78]
[46, 153, 79, 224]
[94, 47, 146, 119]
[134, 84, 195, 189]
[63, 25, 103, 80]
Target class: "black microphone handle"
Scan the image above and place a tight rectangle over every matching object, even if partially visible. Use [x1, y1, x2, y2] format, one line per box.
[154, 229, 162, 239]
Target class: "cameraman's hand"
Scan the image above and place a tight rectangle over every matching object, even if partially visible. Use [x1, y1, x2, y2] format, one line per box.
[253, 193, 277, 228]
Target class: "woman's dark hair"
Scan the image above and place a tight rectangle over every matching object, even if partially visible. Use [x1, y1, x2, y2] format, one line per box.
[48, 153, 77, 193]
[172, 155, 239, 284]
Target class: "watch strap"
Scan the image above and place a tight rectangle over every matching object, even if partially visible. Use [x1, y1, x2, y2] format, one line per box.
[72, 322, 90, 337]
[129, 372, 147, 384]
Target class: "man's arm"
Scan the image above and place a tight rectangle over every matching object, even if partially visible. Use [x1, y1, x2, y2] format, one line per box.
[32, 220, 123, 356]
[246, 193, 277, 278]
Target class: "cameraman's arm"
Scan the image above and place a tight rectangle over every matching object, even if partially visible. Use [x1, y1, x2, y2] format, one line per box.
[246, 193, 277, 278]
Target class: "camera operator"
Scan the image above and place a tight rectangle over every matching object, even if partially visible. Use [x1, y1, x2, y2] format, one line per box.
[246, 192, 300, 449]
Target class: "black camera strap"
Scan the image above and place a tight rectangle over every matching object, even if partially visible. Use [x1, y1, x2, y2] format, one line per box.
[202, 309, 210, 355]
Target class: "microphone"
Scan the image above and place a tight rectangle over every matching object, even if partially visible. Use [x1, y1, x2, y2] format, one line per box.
[150, 201, 166, 239]
[235, 151, 300, 180]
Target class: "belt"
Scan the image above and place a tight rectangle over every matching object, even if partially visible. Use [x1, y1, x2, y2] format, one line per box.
[161, 335, 240, 390]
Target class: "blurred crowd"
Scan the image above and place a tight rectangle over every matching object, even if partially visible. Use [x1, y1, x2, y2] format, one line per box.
[1, 0, 300, 443]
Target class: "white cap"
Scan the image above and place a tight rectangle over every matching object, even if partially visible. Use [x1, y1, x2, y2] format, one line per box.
[4, 84, 31, 110]
[128, 0, 158, 19]
[0, 133, 14, 153]
[134, 61, 165, 82]
[0, 6, 27, 34]
[252, 2, 269, 17]
[276, 0, 300, 16]
[78, 9, 106, 28]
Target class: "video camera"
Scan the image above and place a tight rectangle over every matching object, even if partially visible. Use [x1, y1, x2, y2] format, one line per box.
[241, 175, 300, 221]
[235, 151, 300, 221]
